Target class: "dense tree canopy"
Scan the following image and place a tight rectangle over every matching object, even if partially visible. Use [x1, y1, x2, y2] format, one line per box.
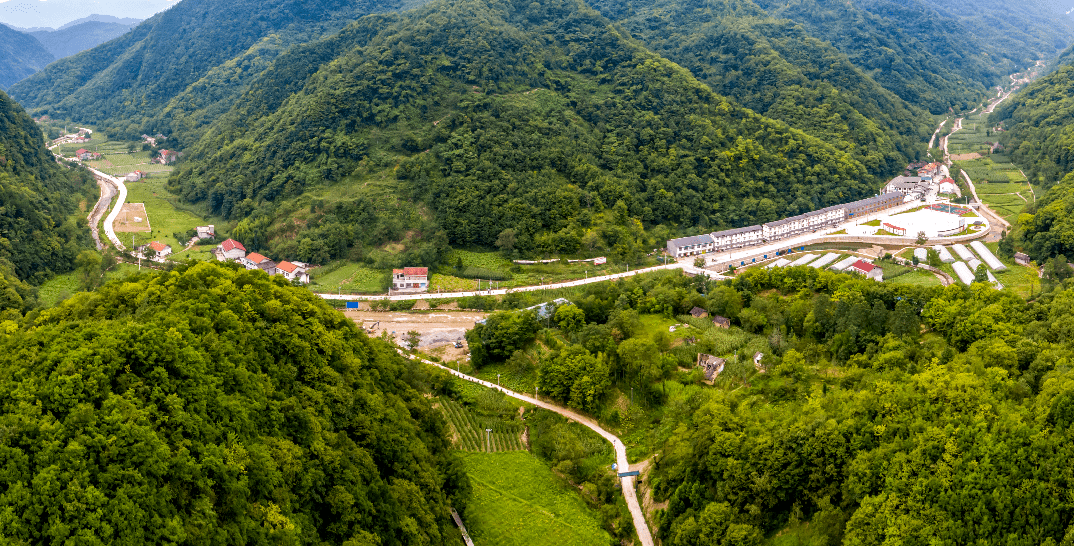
[0, 89, 94, 290]
[0, 262, 469, 544]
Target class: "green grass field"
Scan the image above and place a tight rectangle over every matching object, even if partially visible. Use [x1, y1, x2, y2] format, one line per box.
[460, 452, 613, 546]
[123, 178, 213, 254]
[312, 262, 387, 293]
[37, 272, 80, 307]
[887, 269, 942, 287]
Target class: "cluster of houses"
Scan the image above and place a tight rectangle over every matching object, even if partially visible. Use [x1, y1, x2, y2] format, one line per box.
[667, 192, 906, 258]
[213, 238, 310, 284]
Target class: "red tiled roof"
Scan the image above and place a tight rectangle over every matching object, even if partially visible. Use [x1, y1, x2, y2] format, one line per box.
[246, 252, 267, 264]
[392, 269, 404, 275]
[402, 267, 428, 276]
[883, 223, 903, 231]
[851, 260, 875, 273]
[76, 149, 88, 155]
[277, 261, 298, 273]
[149, 241, 167, 252]
[220, 239, 245, 252]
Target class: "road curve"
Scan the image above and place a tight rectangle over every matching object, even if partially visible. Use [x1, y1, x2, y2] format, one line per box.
[406, 352, 655, 546]
[94, 167, 128, 250]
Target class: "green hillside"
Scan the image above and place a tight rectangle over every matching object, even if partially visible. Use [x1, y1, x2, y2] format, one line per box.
[0, 89, 95, 299]
[8, 0, 424, 141]
[582, 0, 932, 176]
[168, 0, 875, 265]
[758, 0, 1072, 113]
[0, 23, 54, 89]
[0, 262, 470, 544]
[29, 21, 139, 60]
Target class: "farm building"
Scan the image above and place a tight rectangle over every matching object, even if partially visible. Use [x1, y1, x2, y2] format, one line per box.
[951, 262, 975, 285]
[969, 241, 1007, 271]
[277, 261, 310, 284]
[713, 316, 731, 329]
[215, 239, 246, 261]
[847, 260, 882, 281]
[1015, 253, 1031, 266]
[689, 307, 708, 319]
[697, 354, 725, 381]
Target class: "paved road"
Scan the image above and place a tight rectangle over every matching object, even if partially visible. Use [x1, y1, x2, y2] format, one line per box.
[93, 167, 128, 250]
[86, 175, 117, 250]
[407, 352, 655, 546]
[318, 262, 725, 301]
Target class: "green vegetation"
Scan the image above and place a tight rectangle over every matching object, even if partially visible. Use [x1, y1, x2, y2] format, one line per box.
[0, 262, 470, 544]
[441, 398, 525, 452]
[0, 89, 96, 312]
[460, 452, 614, 546]
[886, 268, 943, 287]
[164, 0, 883, 269]
[124, 177, 214, 253]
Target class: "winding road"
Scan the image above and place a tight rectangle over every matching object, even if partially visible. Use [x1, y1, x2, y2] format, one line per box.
[86, 172, 118, 250]
[405, 352, 655, 546]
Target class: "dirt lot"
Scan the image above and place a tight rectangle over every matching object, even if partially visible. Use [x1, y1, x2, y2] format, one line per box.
[950, 152, 983, 161]
[114, 202, 151, 232]
[344, 310, 488, 360]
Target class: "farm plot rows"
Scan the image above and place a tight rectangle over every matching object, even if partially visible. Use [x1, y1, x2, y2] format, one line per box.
[441, 399, 525, 452]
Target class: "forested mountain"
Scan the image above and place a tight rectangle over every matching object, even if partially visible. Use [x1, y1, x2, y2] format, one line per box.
[8, 0, 427, 140]
[748, 0, 1074, 113]
[0, 262, 470, 544]
[0, 23, 53, 89]
[170, 0, 875, 264]
[29, 20, 140, 60]
[0, 89, 94, 296]
[581, 0, 931, 177]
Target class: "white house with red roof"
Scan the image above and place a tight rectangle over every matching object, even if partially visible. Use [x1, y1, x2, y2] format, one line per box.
[241, 252, 277, 275]
[137, 241, 172, 262]
[215, 239, 246, 261]
[848, 259, 883, 281]
[276, 261, 309, 284]
[75, 149, 99, 161]
[392, 267, 429, 292]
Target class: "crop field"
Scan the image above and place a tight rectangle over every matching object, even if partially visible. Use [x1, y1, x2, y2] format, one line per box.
[122, 178, 212, 253]
[37, 272, 80, 307]
[446, 250, 514, 273]
[312, 262, 386, 293]
[441, 399, 525, 452]
[460, 452, 612, 546]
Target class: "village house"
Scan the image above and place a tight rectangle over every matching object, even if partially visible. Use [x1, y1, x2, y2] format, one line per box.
[713, 316, 731, 329]
[240, 252, 277, 275]
[125, 171, 146, 182]
[848, 260, 883, 281]
[1015, 252, 1031, 266]
[697, 354, 725, 381]
[75, 149, 100, 161]
[392, 267, 429, 292]
[196, 225, 215, 240]
[689, 307, 708, 319]
[276, 261, 310, 284]
[215, 239, 246, 261]
[138, 241, 172, 262]
[157, 149, 180, 164]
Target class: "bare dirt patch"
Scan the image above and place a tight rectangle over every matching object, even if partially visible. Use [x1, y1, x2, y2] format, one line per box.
[345, 310, 488, 352]
[951, 152, 983, 161]
[113, 203, 151, 232]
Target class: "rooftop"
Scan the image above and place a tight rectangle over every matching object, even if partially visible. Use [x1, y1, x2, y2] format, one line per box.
[277, 261, 298, 273]
[669, 234, 714, 247]
[220, 239, 246, 252]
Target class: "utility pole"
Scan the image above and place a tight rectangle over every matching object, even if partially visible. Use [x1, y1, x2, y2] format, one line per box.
[497, 373, 501, 387]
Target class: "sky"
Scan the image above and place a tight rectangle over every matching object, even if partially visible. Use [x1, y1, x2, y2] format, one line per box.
[0, 0, 177, 29]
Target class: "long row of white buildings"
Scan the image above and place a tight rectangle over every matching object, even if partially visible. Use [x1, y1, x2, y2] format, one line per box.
[668, 192, 906, 258]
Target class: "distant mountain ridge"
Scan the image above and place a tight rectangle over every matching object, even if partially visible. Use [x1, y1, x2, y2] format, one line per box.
[29, 20, 141, 60]
[0, 23, 53, 89]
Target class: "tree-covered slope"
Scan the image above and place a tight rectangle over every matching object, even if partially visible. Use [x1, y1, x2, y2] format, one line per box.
[0, 89, 94, 291]
[170, 0, 876, 262]
[750, 0, 1074, 114]
[582, 0, 931, 177]
[0, 262, 470, 544]
[0, 24, 53, 90]
[29, 21, 139, 60]
[8, 0, 423, 137]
